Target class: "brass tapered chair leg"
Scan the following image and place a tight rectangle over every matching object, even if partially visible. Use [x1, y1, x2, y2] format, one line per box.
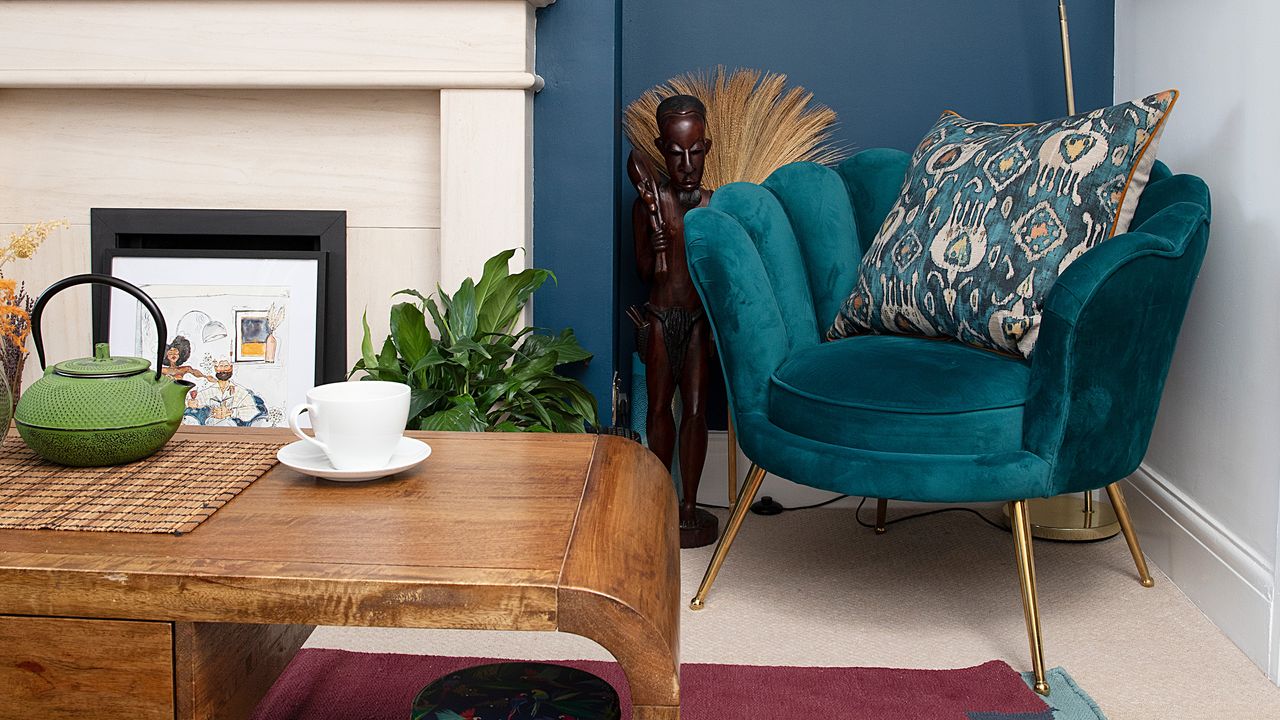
[874, 498, 888, 534]
[690, 463, 766, 611]
[1106, 482, 1155, 588]
[1009, 499, 1050, 696]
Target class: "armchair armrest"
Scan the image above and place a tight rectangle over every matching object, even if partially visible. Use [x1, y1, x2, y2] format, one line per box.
[1024, 199, 1210, 493]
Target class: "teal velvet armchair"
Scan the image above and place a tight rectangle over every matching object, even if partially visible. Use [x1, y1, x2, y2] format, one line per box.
[683, 149, 1211, 694]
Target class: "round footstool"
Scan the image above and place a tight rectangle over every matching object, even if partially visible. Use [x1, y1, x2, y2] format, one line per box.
[411, 662, 621, 720]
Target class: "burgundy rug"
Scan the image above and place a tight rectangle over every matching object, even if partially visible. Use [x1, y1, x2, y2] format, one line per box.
[251, 649, 1057, 720]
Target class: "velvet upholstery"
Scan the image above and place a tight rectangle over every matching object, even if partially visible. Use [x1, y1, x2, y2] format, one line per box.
[762, 163, 863, 326]
[771, 336, 1029, 454]
[684, 150, 1208, 503]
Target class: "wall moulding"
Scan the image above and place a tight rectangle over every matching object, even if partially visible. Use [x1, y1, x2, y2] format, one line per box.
[0, 70, 545, 92]
[0, 1, 552, 90]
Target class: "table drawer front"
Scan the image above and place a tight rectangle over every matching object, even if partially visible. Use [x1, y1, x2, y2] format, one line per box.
[0, 615, 174, 720]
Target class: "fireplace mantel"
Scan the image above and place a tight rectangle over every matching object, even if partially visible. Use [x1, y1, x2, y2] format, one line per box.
[0, 0, 553, 93]
[0, 0, 552, 289]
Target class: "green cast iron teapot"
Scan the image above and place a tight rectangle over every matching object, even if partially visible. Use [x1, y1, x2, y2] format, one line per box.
[15, 274, 192, 466]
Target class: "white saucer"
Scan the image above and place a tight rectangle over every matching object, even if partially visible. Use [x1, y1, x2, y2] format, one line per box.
[276, 436, 432, 482]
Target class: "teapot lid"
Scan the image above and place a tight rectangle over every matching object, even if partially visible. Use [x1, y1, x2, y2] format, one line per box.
[53, 343, 152, 378]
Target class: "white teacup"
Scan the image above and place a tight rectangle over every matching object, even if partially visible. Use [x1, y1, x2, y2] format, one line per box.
[288, 381, 411, 471]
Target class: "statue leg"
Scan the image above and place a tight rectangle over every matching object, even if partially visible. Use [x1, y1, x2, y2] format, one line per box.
[644, 315, 678, 472]
[676, 320, 717, 547]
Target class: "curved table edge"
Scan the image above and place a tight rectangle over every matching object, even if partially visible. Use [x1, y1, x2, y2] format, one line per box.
[557, 435, 680, 717]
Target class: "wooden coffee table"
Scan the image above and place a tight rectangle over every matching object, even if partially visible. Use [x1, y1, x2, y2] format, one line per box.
[0, 427, 680, 719]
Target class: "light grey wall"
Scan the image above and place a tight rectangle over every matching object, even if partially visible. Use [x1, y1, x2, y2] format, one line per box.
[1115, 0, 1280, 680]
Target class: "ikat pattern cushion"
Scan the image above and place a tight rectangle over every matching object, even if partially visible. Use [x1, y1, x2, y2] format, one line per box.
[829, 90, 1178, 357]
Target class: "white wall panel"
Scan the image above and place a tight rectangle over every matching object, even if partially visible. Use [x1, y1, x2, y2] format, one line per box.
[0, 89, 441, 229]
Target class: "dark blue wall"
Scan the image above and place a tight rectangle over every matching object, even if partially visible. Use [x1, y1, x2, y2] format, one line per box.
[532, 1, 622, 414]
[622, 0, 1115, 148]
[536, 0, 1115, 417]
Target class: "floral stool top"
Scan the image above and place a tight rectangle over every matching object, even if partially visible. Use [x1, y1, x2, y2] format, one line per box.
[411, 662, 621, 720]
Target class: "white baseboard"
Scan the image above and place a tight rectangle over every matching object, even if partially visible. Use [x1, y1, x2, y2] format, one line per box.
[1124, 463, 1275, 678]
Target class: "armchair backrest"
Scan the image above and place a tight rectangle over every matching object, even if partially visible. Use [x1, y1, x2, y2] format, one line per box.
[686, 162, 862, 419]
[833, 148, 912, 256]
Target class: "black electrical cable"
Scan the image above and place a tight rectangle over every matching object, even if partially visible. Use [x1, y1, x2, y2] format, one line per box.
[697, 495, 1010, 531]
[852, 496, 1010, 532]
[695, 494, 849, 512]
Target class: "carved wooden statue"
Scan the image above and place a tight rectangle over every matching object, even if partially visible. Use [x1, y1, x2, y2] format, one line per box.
[630, 94, 718, 548]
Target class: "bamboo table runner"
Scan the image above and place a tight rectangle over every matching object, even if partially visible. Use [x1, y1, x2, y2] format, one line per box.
[0, 437, 280, 534]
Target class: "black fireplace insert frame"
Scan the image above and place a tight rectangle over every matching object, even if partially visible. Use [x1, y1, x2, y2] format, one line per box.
[90, 208, 346, 384]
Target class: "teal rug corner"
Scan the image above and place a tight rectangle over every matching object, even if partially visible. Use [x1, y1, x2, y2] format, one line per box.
[1022, 667, 1107, 720]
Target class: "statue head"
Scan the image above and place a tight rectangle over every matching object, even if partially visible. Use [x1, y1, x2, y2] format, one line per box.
[654, 94, 711, 197]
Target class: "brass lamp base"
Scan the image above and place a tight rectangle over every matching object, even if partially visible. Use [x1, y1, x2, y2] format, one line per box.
[1001, 493, 1121, 542]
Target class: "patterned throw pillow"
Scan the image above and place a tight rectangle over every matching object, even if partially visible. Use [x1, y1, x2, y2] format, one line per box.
[829, 91, 1178, 357]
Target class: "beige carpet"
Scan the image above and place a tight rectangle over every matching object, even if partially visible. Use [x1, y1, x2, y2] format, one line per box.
[309, 505, 1280, 719]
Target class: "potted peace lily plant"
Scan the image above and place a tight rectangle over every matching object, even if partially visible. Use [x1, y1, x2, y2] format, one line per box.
[352, 249, 597, 432]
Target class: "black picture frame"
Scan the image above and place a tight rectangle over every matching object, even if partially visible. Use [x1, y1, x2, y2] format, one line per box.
[98, 248, 329, 386]
[90, 208, 346, 383]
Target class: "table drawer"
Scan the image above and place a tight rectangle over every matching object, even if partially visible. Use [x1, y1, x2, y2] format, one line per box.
[0, 614, 174, 720]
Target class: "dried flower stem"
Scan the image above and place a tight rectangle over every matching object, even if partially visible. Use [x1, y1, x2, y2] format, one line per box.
[0, 219, 69, 274]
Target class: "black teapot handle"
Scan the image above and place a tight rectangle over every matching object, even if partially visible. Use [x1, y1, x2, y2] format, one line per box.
[30, 273, 168, 381]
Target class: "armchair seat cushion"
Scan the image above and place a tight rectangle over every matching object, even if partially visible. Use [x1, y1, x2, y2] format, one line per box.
[768, 335, 1031, 454]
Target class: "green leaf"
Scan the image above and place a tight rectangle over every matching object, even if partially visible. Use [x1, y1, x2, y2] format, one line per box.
[407, 345, 446, 376]
[392, 288, 432, 307]
[528, 395, 557, 430]
[358, 310, 379, 378]
[448, 336, 493, 361]
[474, 248, 518, 308]
[520, 329, 593, 366]
[477, 268, 553, 335]
[551, 378, 599, 427]
[417, 395, 487, 432]
[389, 302, 432, 365]
[451, 277, 479, 340]
[409, 387, 445, 419]
[424, 294, 451, 345]
[511, 352, 558, 385]
[347, 358, 366, 380]
[375, 337, 406, 383]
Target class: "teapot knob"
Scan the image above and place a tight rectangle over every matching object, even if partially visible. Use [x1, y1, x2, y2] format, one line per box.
[93, 343, 111, 360]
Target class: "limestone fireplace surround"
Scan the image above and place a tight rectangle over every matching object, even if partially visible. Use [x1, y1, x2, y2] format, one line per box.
[0, 0, 552, 385]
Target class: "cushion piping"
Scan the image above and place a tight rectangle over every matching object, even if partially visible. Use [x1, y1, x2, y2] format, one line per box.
[770, 374, 1028, 415]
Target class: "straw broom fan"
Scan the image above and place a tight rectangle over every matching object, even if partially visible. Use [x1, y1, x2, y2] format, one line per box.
[624, 67, 848, 189]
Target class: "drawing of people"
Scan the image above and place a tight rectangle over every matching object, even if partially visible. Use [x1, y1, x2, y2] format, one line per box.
[184, 358, 269, 426]
[161, 336, 208, 382]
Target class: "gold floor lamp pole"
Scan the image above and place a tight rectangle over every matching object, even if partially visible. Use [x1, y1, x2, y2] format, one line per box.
[1015, 0, 1121, 542]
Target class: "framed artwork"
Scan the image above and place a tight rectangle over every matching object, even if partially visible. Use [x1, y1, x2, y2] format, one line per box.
[101, 249, 326, 428]
[89, 207, 346, 382]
